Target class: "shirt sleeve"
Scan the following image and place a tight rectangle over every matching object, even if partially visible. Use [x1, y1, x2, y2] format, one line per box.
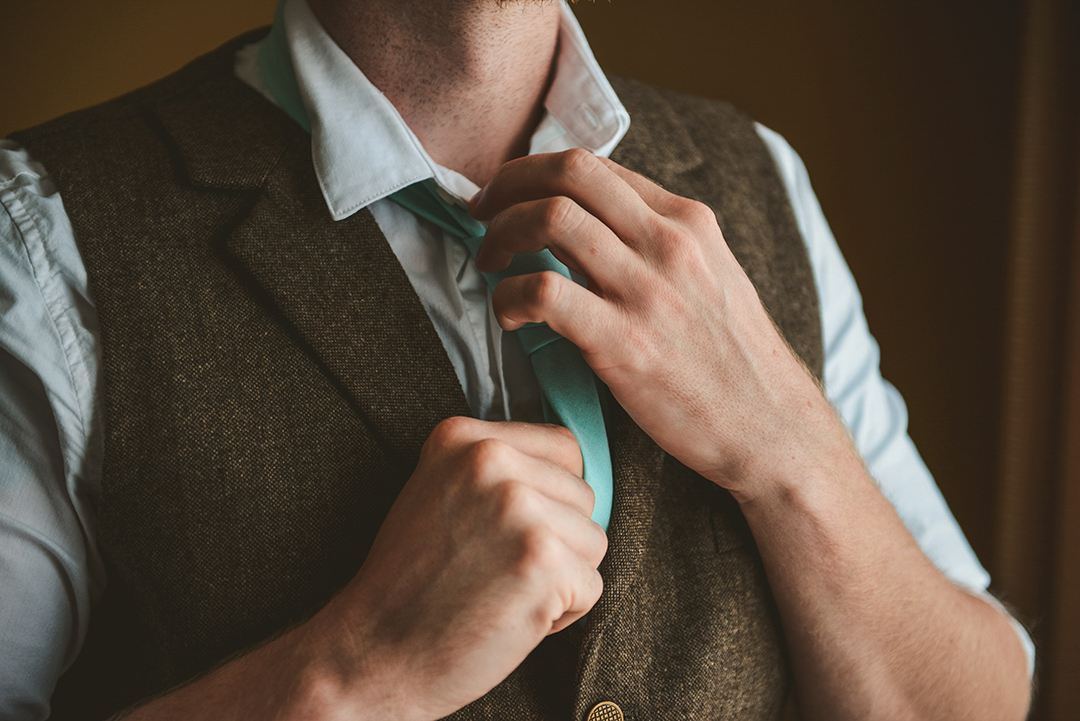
[0, 140, 104, 720]
[753, 123, 1036, 676]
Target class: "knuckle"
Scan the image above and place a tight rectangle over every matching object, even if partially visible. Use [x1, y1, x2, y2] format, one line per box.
[581, 480, 597, 510]
[657, 224, 691, 255]
[465, 438, 513, 476]
[527, 271, 564, 311]
[586, 569, 604, 605]
[492, 480, 537, 527]
[540, 196, 581, 236]
[533, 592, 567, 630]
[589, 524, 609, 565]
[644, 212, 673, 242]
[652, 220, 703, 267]
[518, 526, 560, 570]
[428, 415, 477, 448]
[548, 422, 578, 447]
[557, 148, 600, 183]
[675, 198, 717, 228]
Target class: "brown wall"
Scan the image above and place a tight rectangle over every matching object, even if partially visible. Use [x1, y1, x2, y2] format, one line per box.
[2, 0, 1047, 713]
[1, 1, 276, 135]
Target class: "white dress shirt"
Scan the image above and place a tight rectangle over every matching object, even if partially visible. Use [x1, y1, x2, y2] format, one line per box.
[0, 1, 1032, 718]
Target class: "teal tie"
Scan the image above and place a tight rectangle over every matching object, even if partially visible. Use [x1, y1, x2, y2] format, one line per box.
[256, 0, 613, 530]
[389, 183, 613, 530]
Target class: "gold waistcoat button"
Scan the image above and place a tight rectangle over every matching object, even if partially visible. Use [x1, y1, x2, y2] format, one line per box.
[587, 701, 624, 721]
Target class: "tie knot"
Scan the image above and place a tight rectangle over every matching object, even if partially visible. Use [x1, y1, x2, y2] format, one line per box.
[391, 180, 484, 240]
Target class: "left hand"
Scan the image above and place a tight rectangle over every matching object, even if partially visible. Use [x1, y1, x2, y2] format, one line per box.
[470, 149, 836, 496]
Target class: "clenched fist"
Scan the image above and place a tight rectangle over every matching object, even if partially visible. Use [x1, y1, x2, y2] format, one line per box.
[308, 417, 607, 720]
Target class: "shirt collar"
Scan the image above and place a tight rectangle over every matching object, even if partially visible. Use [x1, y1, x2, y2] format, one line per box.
[260, 0, 629, 221]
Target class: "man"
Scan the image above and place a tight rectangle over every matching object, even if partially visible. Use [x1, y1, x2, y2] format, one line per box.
[0, 0, 1032, 718]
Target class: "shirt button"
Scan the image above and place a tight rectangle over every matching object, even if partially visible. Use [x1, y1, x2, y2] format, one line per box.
[587, 701, 624, 721]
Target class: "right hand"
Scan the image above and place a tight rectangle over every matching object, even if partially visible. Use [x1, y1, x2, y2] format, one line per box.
[310, 416, 607, 720]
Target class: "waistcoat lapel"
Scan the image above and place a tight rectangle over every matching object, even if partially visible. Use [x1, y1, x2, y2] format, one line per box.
[219, 143, 471, 469]
[152, 47, 471, 469]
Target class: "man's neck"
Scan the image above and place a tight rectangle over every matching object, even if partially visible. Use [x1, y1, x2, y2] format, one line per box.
[306, 0, 561, 187]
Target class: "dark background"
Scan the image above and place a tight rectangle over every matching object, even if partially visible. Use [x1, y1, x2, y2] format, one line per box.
[6, 0, 1073, 717]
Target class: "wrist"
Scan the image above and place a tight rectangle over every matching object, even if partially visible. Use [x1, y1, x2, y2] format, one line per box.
[703, 377, 855, 507]
[731, 435, 865, 520]
[282, 596, 413, 721]
[262, 617, 361, 721]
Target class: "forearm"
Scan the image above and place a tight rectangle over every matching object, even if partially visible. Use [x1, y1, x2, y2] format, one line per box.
[737, 424, 1031, 721]
[116, 614, 363, 721]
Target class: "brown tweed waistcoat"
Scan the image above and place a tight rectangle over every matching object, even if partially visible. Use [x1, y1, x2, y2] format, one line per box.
[12, 29, 823, 721]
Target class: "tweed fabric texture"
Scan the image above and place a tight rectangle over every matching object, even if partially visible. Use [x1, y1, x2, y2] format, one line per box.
[13, 31, 821, 721]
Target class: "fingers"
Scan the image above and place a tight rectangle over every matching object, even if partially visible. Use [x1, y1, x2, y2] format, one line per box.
[476, 197, 640, 294]
[507, 481, 607, 567]
[426, 417, 606, 555]
[490, 271, 621, 360]
[471, 149, 656, 247]
[466, 441, 597, 520]
[595, 156, 678, 213]
[505, 505, 605, 634]
[548, 557, 604, 634]
[470, 152, 708, 309]
[496, 527, 603, 636]
[429, 416, 583, 478]
[473, 449, 606, 637]
[456, 433, 608, 633]
[348, 412, 609, 715]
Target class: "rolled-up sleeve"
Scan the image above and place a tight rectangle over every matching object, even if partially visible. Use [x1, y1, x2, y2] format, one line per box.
[0, 140, 103, 721]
